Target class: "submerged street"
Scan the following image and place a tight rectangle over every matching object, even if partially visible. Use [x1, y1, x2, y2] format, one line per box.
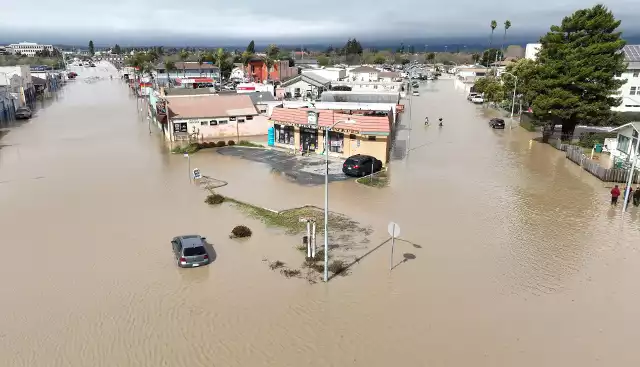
[2, 64, 640, 366]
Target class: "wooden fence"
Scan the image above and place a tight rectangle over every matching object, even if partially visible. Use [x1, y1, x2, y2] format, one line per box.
[565, 146, 640, 184]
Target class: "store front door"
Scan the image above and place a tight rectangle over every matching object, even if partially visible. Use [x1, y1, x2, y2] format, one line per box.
[300, 127, 318, 152]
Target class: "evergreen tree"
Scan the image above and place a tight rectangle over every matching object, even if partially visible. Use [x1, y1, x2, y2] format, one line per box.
[113, 44, 122, 54]
[246, 40, 255, 54]
[89, 40, 95, 56]
[531, 4, 627, 139]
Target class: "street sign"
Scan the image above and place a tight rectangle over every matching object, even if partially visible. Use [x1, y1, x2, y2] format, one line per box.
[183, 153, 189, 158]
[193, 168, 201, 180]
[387, 222, 400, 237]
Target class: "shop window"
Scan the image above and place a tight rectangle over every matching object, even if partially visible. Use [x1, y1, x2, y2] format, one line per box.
[200, 121, 208, 126]
[246, 116, 253, 120]
[229, 116, 236, 121]
[631, 87, 637, 95]
[349, 134, 357, 140]
[276, 124, 295, 145]
[209, 120, 217, 125]
[368, 136, 376, 141]
[238, 119, 245, 123]
[218, 120, 228, 125]
[327, 131, 344, 153]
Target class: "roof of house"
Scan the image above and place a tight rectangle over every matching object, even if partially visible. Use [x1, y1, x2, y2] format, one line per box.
[281, 72, 331, 88]
[157, 62, 219, 71]
[295, 59, 318, 65]
[31, 76, 46, 85]
[351, 66, 379, 73]
[610, 121, 640, 134]
[167, 94, 257, 119]
[623, 45, 640, 62]
[378, 71, 401, 78]
[270, 107, 390, 134]
[164, 87, 217, 96]
[247, 91, 276, 104]
[320, 91, 400, 104]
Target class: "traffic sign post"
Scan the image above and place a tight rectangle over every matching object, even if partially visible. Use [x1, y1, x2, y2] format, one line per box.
[388, 222, 401, 272]
[183, 153, 191, 182]
[193, 168, 201, 180]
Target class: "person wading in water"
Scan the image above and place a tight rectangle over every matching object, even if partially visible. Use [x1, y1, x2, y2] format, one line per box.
[611, 185, 621, 206]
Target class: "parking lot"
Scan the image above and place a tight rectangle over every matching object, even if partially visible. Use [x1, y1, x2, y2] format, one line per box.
[216, 146, 350, 185]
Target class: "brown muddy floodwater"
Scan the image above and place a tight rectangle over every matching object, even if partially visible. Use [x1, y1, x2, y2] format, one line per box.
[2, 66, 640, 366]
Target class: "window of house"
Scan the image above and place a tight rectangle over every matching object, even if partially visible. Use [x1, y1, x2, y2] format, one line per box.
[634, 70, 639, 77]
[229, 116, 236, 121]
[218, 120, 228, 124]
[368, 136, 376, 141]
[631, 87, 637, 95]
[200, 121, 208, 126]
[209, 120, 218, 126]
[618, 135, 631, 153]
[246, 115, 253, 120]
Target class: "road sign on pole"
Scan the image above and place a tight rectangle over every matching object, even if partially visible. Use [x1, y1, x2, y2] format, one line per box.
[193, 168, 201, 180]
[388, 222, 400, 271]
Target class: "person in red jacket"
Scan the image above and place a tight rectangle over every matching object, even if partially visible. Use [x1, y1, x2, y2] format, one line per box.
[611, 185, 621, 206]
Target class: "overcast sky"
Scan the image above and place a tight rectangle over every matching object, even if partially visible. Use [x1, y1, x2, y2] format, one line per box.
[1, 0, 639, 45]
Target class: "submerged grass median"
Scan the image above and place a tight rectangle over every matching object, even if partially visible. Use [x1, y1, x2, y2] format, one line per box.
[204, 190, 372, 282]
[356, 170, 390, 188]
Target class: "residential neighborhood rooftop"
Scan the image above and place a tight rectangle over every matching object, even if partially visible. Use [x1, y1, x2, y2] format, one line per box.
[270, 107, 390, 134]
[157, 61, 219, 71]
[167, 94, 257, 119]
[351, 66, 379, 73]
[246, 91, 276, 104]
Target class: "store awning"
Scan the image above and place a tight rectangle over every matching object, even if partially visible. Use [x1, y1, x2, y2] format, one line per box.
[176, 77, 213, 84]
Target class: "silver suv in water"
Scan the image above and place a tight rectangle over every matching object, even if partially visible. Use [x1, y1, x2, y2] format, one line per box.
[171, 235, 209, 268]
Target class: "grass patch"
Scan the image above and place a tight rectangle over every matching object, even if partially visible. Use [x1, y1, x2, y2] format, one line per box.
[237, 140, 264, 148]
[280, 268, 301, 278]
[225, 199, 360, 235]
[357, 170, 390, 188]
[328, 260, 348, 276]
[171, 143, 201, 154]
[204, 193, 225, 205]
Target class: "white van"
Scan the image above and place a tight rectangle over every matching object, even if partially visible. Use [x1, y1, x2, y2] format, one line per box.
[412, 90, 420, 96]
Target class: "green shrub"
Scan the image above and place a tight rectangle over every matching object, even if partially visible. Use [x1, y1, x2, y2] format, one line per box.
[216, 140, 227, 147]
[269, 260, 285, 270]
[228, 140, 236, 146]
[280, 268, 301, 278]
[577, 132, 616, 148]
[231, 225, 252, 238]
[204, 193, 225, 205]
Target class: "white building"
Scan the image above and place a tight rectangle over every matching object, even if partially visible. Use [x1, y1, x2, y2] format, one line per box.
[9, 42, 54, 57]
[230, 67, 246, 80]
[301, 67, 346, 81]
[348, 66, 380, 82]
[0, 65, 34, 106]
[613, 45, 640, 113]
[330, 80, 404, 95]
[281, 73, 331, 99]
[525, 43, 542, 60]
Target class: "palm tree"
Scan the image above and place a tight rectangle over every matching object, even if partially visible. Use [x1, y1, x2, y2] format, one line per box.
[487, 20, 498, 72]
[241, 51, 253, 81]
[265, 57, 275, 81]
[178, 49, 189, 76]
[164, 60, 176, 86]
[215, 48, 226, 83]
[197, 53, 206, 76]
[501, 20, 512, 61]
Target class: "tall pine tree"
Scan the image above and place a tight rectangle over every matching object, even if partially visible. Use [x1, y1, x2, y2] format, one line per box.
[246, 40, 255, 54]
[531, 5, 627, 140]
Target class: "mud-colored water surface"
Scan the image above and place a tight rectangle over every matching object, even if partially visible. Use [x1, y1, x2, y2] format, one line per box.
[2, 64, 640, 366]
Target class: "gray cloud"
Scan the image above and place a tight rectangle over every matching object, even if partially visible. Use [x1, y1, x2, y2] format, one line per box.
[1, 0, 639, 44]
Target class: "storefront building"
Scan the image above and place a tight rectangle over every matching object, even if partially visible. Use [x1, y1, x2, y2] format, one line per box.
[269, 108, 392, 163]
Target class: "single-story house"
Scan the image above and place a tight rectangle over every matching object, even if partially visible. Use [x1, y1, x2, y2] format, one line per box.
[281, 72, 331, 99]
[610, 122, 640, 167]
[166, 94, 269, 142]
[269, 107, 392, 162]
[348, 66, 380, 82]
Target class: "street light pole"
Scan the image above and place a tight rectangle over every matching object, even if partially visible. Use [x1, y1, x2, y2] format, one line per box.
[622, 136, 640, 212]
[323, 115, 354, 282]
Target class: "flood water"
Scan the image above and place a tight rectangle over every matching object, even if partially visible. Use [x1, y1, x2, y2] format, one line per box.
[2, 64, 640, 366]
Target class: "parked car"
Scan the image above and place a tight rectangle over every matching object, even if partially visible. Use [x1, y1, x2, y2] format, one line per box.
[15, 107, 32, 120]
[489, 118, 506, 129]
[412, 90, 420, 96]
[171, 235, 210, 268]
[467, 93, 478, 101]
[342, 154, 383, 177]
[471, 95, 484, 104]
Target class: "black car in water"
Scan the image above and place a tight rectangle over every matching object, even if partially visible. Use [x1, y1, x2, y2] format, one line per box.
[489, 118, 505, 129]
[342, 154, 383, 177]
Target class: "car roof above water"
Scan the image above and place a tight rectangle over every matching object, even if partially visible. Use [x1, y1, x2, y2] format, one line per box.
[177, 235, 204, 247]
